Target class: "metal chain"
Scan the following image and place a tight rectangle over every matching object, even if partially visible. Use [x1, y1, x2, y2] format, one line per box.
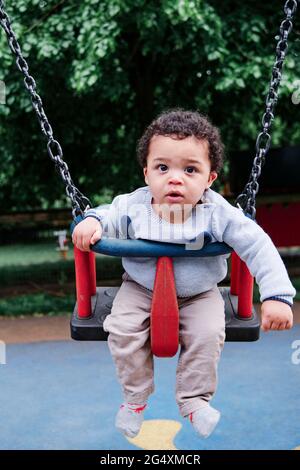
[0, 0, 91, 218]
[235, 0, 298, 219]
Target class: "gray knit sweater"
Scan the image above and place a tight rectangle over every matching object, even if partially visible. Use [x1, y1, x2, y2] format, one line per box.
[85, 186, 296, 303]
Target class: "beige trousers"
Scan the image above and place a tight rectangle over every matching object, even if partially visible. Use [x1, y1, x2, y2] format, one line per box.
[103, 272, 225, 417]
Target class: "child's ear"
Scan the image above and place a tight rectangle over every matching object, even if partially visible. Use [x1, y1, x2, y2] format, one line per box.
[206, 171, 218, 188]
[143, 167, 148, 185]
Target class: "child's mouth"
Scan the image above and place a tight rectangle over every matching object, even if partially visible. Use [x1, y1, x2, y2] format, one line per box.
[166, 194, 184, 203]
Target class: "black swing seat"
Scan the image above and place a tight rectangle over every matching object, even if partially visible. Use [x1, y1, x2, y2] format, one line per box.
[71, 286, 260, 342]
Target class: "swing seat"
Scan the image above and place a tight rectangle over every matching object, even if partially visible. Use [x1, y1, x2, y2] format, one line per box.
[70, 285, 260, 342]
[70, 228, 260, 352]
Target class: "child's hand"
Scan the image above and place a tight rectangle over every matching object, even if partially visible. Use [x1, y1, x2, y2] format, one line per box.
[261, 300, 293, 332]
[72, 217, 103, 252]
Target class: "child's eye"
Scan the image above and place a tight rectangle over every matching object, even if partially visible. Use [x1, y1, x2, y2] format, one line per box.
[185, 166, 197, 174]
[157, 164, 168, 172]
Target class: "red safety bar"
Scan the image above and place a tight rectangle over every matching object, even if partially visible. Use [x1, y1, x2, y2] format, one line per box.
[74, 246, 96, 318]
[230, 251, 254, 319]
[150, 257, 179, 357]
[230, 251, 240, 296]
[151, 252, 254, 358]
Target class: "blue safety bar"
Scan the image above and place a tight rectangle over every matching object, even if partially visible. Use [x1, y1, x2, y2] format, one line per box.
[71, 216, 233, 258]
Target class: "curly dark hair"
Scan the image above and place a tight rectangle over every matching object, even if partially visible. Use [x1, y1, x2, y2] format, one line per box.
[136, 108, 224, 173]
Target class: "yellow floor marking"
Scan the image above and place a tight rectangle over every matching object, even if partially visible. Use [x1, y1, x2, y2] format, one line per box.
[126, 419, 182, 450]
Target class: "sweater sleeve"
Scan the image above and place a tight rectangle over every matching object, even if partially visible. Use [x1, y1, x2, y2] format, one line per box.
[211, 204, 296, 305]
[84, 194, 127, 239]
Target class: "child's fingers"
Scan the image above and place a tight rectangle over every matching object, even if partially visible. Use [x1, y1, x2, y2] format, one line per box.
[263, 319, 293, 332]
[270, 320, 291, 331]
[72, 228, 81, 247]
[75, 234, 89, 252]
[72, 221, 101, 251]
[261, 319, 270, 332]
[82, 235, 91, 251]
[90, 230, 101, 245]
[76, 235, 83, 251]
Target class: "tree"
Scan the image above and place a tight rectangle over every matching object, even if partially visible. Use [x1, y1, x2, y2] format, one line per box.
[0, 0, 299, 211]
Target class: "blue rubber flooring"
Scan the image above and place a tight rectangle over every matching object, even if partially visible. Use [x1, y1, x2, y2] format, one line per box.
[0, 326, 300, 450]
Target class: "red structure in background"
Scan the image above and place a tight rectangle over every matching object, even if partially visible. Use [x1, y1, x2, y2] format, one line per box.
[256, 200, 300, 248]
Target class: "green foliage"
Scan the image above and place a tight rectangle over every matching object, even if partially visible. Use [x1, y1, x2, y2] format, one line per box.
[0, 242, 73, 266]
[0, 257, 122, 286]
[0, 292, 74, 316]
[0, 0, 299, 211]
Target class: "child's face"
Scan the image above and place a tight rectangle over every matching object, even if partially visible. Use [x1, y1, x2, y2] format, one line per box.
[143, 135, 218, 219]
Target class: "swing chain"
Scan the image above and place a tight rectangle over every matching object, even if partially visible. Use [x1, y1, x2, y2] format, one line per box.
[0, 0, 91, 218]
[235, 0, 298, 219]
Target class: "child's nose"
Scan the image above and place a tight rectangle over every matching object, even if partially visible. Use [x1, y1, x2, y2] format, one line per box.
[168, 172, 184, 184]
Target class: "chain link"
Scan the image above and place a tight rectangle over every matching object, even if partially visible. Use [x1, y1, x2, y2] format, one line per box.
[0, 0, 91, 218]
[235, 0, 298, 219]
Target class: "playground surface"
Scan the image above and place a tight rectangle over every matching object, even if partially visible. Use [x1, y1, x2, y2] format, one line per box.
[0, 304, 300, 450]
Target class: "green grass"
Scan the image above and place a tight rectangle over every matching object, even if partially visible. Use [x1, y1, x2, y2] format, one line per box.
[0, 292, 75, 316]
[0, 242, 74, 267]
[0, 241, 114, 267]
[0, 242, 123, 315]
[0, 242, 123, 287]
